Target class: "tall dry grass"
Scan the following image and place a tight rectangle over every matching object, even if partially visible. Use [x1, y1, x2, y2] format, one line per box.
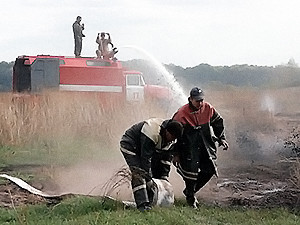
[0, 91, 169, 147]
[0, 87, 299, 188]
[0, 91, 172, 194]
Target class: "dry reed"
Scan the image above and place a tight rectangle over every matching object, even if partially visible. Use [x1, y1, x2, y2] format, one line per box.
[96, 165, 131, 197]
[0, 91, 169, 147]
[1, 87, 300, 191]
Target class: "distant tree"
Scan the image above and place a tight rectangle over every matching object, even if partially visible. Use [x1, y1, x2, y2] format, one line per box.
[123, 60, 300, 89]
[166, 63, 300, 89]
[0, 61, 14, 92]
[287, 58, 298, 67]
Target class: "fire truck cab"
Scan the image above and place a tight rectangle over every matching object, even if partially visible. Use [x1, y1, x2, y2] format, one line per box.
[13, 55, 167, 103]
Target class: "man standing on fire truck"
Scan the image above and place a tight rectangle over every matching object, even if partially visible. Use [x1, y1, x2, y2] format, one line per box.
[120, 118, 183, 212]
[172, 87, 229, 208]
[72, 16, 85, 58]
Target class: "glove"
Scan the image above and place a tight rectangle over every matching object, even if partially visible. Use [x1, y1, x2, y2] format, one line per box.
[218, 139, 229, 150]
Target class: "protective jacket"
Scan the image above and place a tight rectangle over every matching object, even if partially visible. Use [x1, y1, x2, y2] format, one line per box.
[120, 118, 175, 178]
[173, 102, 226, 181]
[120, 118, 176, 208]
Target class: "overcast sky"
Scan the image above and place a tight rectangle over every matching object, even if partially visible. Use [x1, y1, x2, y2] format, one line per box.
[1, 0, 300, 67]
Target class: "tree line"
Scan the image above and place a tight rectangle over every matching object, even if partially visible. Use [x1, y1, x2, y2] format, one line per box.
[0, 61, 14, 92]
[123, 59, 300, 90]
[1, 59, 300, 92]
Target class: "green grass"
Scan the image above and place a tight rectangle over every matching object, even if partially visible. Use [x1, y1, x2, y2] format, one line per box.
[0, 141, 119, 188]
[0, 145, 299, 225]
[0, 137, 116, 168]
[0, 197, 298, 225]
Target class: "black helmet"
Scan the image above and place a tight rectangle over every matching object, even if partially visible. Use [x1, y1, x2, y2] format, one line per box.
[162, 119, 183, 139]
[190, 87, 204, 101]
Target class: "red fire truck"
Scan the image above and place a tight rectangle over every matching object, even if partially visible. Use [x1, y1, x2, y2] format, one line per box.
[13, 55, 170, 102]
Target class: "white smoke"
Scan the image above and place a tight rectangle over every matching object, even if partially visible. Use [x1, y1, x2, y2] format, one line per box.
[260, 94, 276, 116]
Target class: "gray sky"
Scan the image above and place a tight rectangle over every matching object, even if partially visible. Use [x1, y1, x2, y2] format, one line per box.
[1, 0, 300, 67]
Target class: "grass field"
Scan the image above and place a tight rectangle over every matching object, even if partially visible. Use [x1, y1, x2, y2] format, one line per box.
[0, 89, 299, 224]
[0, 196, 299, 225]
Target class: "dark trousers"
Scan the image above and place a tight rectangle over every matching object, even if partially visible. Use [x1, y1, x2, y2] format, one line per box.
[121, 150, 152, 208]
[74, 37, 82, 57]
[184, 170, 214, 197]
[183, 156, 215, 197]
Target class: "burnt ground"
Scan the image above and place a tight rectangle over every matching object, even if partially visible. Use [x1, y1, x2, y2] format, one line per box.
[0, 157, 299, 211]
[198, 163, 300, 210]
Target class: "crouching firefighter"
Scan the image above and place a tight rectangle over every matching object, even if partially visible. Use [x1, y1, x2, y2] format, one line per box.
[120, 118, 183, 212]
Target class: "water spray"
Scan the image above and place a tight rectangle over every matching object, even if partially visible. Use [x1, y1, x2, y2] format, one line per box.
[119, 45, 188, 107]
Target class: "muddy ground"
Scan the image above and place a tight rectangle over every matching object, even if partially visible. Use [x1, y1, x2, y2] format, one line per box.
[0, 159, 299, 210]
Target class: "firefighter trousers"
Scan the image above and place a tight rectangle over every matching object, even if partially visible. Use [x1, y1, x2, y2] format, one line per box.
[121, 149, 153, 208]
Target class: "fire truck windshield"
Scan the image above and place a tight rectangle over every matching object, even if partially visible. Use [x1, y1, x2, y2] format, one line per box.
[126, 74, 145, 86]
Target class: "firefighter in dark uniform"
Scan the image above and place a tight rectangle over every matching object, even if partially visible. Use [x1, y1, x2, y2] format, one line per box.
[172, 87, 229, 208]
[120, 118, 183, 211]
[72, 16, 85, 57]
